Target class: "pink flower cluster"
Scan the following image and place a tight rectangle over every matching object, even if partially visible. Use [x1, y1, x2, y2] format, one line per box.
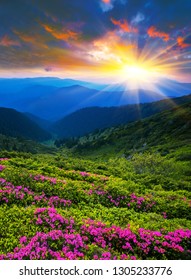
[79, 171, 90, 177]
[0, 178, 71, 208]
[0, 165, 5, 171]
[162, 212, 167, 219]
[0, 158, 9, 161]
[0, 230, 86, 260]
[48, 196, 71, 208]
[0, 178, 33, 203]
[82, 219, 191, 259]
[34, 208, 74, 230]
[78, 171, 108, 181]
[137, 228, 191, 256]
[0, 208, 191, 260]
[127, 193, 145, 208]
[32, 174, 67, 185]
[81, 219, 137, 256]
[0, 208, 84, 260]
[84, 187, 155, 210]
[57, 169, 109, 185]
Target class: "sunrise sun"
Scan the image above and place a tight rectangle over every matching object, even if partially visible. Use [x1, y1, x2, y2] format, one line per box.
[122, 65, 152, 80]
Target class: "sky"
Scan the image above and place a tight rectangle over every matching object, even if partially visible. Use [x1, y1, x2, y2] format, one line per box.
[0, 0, 191, 86]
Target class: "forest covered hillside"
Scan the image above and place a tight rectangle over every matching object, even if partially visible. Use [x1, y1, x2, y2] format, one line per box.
[56, 100, 191, 159]
[0, 107, 51, 141]
[53, 94, 191, 138]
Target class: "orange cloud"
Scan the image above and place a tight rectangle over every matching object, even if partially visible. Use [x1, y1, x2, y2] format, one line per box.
[42, 24, 79, 41]
[14, 32, 36, 44]
[87, 31, 137, 67]
[177, 37, 190, 48]
[102, 0, 111, 3]
[111, 18, 138, 33]
[147, 26, 170, 41]
[14, 30, 48, 49]
[0, 35, 20, 47]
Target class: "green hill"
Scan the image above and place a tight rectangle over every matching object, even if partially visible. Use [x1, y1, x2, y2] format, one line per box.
[53, 94, 191, 138]
[67, 101, 191, 158]
[0, 107, 51, 142]
[0, 134, 56, 154]
[0, 99, 190, 260]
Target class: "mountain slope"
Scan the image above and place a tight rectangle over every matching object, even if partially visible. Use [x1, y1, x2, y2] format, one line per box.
[0, 134, 56, 154]
[64, 101, 191, 156]
[24, 112, 52, 130]
[0, 107, 51, 141]
[53, 94, 191, 138]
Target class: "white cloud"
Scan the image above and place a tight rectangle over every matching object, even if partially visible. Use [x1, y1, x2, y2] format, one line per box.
[100, 0, 127, 13]
[100, 2, 114, 12]
[131, 12, 145, 25]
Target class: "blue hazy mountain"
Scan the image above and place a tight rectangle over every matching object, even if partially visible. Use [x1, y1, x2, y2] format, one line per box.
[0, 77, 106, 92]
[0, 78, 191, 120]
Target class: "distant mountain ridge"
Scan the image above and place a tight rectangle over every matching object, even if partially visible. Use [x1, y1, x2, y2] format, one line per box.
[0, 77, 191, 120]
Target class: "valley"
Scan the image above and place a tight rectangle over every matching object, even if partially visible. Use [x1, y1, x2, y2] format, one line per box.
[0, 93, 190, 260]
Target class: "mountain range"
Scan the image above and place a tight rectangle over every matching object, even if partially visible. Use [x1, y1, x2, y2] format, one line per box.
[1, 77, 191, 121]
[0, 94, 191, 142]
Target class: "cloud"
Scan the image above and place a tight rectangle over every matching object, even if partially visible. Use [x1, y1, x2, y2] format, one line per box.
[41, 23, 79, 42]
[102, 0, 111, 3]
[0, 35, 20, 47]
[0, 0, 190, 82]
[147, 26, 170, 41]
[86, 30, 136, 66]
[177, 37, 191, 48]
[100, 0, 127, 12]
[111, 18, 138, 33]
[14, 32, 36, 44]
[14, 30, 48, 50]
[100, 0, 113, 12]
[131, 12, 145, 25]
